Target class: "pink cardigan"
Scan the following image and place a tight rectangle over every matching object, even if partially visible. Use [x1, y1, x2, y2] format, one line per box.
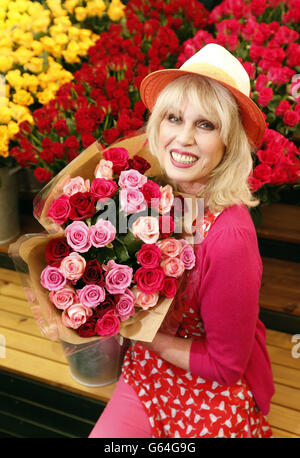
[189, 205, 275, 415]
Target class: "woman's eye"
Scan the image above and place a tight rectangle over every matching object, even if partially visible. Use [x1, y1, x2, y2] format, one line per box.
[197, 121, 215, 130]
[167, 114, 180, 123]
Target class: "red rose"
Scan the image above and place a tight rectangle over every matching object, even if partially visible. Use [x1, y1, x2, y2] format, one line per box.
[83, 259, 104, 285]
[34, 167, 53, 183]
[90, 178, 118, 202]
[253, 163, 272, 184]
[103, 147, 130, 174]
[141, 180, 162, 208]
[136, 244, 162, 269]
[134, 266, 165, 294]
[159, 215, 175, 238]
[81, 133, 96, 148]
[47, 195, 71, 224]
[128, 155, 151, 174]
[270, 166, 288, 185]
[275, 100, 291, 116]
[77, 315, 98, 337]
[69, 192, 95, 220]
[258, 87, 273, 107]
[103, 128, 121, 145]
[283, 111, 299, 127]
[160, 277, 178, 298]
[45, 237, 71, 267]
[53, 119, 69, 137]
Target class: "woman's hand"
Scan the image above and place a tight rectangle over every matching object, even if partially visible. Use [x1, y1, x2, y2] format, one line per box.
[137, 332, 193, 372]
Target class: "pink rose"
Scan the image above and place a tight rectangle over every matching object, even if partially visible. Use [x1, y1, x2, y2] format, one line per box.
[119, 188, 147, 213]
[41, 265, 66, 291]
[49, 285, 78, 310]
[104, 260, 133, 294]
[118, 169, 147, 189]
[158, 185, 174, 214]
[136, 244, 161, 268]
[160, 257, 185, 278]
[78, 284, 106, 308]
[47, 195, 71, 225]
[116, 289, 135, 321]
[283, 110, 299, 127]
[179, 244, 196, 269]
[95, 310, 120, 337]
[65, 221, 92, 253]
[131, 216, 160, 244]
[258, 87, 273, 107]
[132, 286, 159, 310]
[90, 219, 116, 247]
[61, 304, 92, 329]
[63, 177, 90, 197]
[94, 159, 113, 180]
[90, 178, 118, 203]
[134, 266, 165, 294]
[59, 252, 86, 281]
[157, 238, 183, 258]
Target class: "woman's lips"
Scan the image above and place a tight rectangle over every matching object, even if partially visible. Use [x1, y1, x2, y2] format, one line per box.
[169, 150, 199, 168]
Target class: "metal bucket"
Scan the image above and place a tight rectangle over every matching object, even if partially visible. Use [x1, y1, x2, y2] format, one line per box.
[62, 337, 129, 387]
[0, 167, 20, 244]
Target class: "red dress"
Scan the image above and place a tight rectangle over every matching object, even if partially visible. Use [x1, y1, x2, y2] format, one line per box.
[122, 209, 274, 438]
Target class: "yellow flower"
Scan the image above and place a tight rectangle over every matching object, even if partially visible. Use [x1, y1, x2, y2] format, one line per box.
[31, 40, 44, 56]
[25, 57, 44, 74]
[40, 35, 55, 53]
[7, 120, 20, 138]
[75, 6, 87, 22]
[8, 102, 29, 121]
[0, 97, 8, 107]
[0, 106, 11, 124]
[31, 14, 51, 34]
[0, 135, 9, 157]
[63, 41, 80, 63]
[13, 89, 34, 106]
[68, 26, 80, 40]
[64, 0, 79, 14]
[14, 46, 34, 66]
[36, 88, 55, 105]
[0, 55, 13, 73]
[53, 16, 72, 29]
[107, 0, 125, 22]
[6, 70, 23, 91]
[22, 73, 39, 93]
[55, 33, 69, 46]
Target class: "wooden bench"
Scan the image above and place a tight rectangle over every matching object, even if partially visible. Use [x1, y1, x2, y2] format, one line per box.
[0, 266, 299, 438]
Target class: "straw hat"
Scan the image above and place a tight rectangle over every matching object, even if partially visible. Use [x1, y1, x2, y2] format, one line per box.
[140, 44, 265, 147]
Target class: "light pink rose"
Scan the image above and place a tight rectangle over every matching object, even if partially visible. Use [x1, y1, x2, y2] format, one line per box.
[118, 169, 147, 189]
[63, 176, 90, 196]
[90, 219, 116, 247]
[41, 265, 66, 291]
[61, 304, 92, 329]
[132, 285, 159, 310]
[119, 188, 147, 213]
[157, 238, 183, 258]
[159, 185, 174, 214]
[160, 257, 185, 278]
[131, 216, 160, 244]
[78, 284, 106, 308]
[94, 159, 113, 180]
[95, 310, 120, 337]
[49, 285, 78, 310]
[103, 260, 133, 294]
[180, 244, 196, 269]
[59, 252, 86, 281]
[65, 221, 92, 253]
[116, 289, 135, 321]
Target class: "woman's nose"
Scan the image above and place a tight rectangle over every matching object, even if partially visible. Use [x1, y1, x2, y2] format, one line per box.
[177, 124, 195, 145]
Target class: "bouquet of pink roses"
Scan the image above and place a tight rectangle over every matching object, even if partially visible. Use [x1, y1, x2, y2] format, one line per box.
[14, 133, 195, 344]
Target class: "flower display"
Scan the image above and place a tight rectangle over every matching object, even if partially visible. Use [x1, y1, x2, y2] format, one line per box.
[177, 0, 300, 208]
[0, 0, 126, 163]
[8, 0, 209, 180]
[39, 145, 195, 338]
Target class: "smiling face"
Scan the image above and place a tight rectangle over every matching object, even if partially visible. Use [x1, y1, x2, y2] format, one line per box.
[157, 101, 225, 193]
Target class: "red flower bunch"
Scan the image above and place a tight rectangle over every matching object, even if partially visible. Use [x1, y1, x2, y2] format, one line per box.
[38, 146, 195, 338]
[177, 0, 300, 202]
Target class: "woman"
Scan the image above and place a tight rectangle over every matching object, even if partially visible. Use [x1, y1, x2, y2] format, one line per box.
[89, 43, 275, 438]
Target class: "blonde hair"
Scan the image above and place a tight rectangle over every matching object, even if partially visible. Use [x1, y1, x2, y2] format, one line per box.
[146, 74, 259, 212]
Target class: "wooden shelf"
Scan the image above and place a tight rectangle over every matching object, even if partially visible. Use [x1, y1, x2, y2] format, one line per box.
[257, 203, 300, 245]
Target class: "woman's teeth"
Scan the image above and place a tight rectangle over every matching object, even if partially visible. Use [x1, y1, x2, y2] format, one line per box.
[171, 151, 198, 163]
